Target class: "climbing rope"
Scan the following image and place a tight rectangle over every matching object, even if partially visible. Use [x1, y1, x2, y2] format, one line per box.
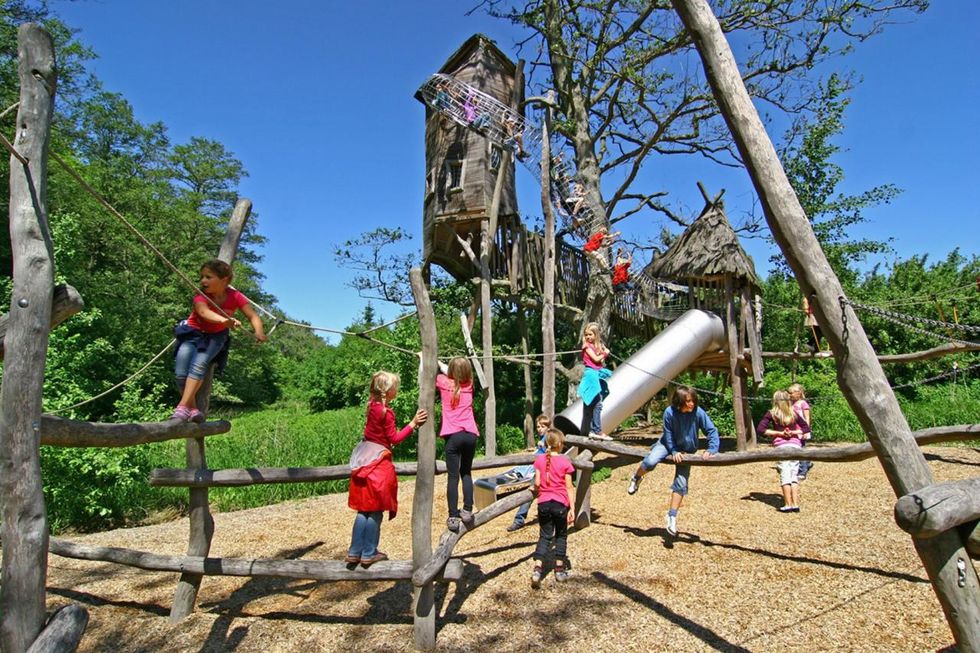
[843, 298, 980, 335]
[46, 338, 177, 415]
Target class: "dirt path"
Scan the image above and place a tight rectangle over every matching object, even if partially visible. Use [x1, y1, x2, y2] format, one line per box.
[43, 444, 978, 652]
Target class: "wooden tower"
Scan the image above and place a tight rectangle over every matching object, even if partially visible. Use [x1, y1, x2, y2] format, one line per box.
[416, 34, 522, 280]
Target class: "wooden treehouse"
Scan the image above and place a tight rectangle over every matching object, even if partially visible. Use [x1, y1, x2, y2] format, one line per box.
[643, 200, 765, 449]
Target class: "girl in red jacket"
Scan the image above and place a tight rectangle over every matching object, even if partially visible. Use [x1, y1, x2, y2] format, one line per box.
[346, 371, 427, 567]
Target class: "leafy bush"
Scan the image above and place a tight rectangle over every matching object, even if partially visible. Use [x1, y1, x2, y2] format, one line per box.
[495, 424, 526, 455]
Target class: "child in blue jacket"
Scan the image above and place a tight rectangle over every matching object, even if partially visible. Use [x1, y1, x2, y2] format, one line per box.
[625, 386, 719, 536]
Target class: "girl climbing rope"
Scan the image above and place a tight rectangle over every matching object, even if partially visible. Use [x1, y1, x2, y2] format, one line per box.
[171, 259, 266, 422]
[346, 371, 427, 567]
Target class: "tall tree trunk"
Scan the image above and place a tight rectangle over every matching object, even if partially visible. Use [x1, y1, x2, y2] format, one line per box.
[0, 24, 56, 653]
[670, 0, 980, 647]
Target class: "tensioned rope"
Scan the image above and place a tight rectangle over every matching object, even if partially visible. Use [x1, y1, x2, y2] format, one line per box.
[843, 299, 980, 336]
[46, 338, 177, 414]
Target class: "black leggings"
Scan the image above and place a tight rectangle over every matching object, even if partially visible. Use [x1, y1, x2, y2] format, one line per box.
[445, 431, 478, 517]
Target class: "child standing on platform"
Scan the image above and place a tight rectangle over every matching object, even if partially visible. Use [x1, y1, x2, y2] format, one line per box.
[346, 371, 428, 567]
[507, 414, 551, 532]
[580, 322, 613, 440]
[626, 386, 719, 536]
[788, 383, 813, 479]
[172, 259, 266, 422]
[531, 427, 576, 587]
[757, 390, 811, 512]
[437, 357, 480, 532]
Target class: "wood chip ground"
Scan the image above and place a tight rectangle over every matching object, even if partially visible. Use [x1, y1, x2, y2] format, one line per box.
[40, 443, 979, 652]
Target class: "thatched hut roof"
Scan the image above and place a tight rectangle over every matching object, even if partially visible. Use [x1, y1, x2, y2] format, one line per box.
[644, 204, 760, 288]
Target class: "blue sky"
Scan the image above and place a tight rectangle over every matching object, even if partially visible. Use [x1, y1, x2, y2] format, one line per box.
[51, 1, 979, 339]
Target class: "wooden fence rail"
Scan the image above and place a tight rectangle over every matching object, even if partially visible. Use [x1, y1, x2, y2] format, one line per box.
[49, 538, 463, 583]
[41, 416, 231, 447]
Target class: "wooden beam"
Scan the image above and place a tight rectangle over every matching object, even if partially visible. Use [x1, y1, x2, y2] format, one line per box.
[48, 538, 463, 582]
[540, 92, 557, 420]
[755, 341, 980, 364]
[410, 268, 437, 650]
[0, 24, 57, 653]
[564, 426, 980, 465]
[149, 452, 539, 488]
[670, 1, 980, 644]
[895, 478, 980, 538]
[572, 449, 593, 530]
[25, 604, 87, 653]
[0, 285, 83, 358]
[41, 415, 230, 447]
[217, 199, 251, 263]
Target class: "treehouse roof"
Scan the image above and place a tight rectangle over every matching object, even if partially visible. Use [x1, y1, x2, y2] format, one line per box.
[645, 203, 760, 288]
[437, 33, 516, 76]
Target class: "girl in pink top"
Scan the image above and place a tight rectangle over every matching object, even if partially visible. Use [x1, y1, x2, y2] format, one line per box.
[172, 259, 266, 422]
[788, 383, 814, 479]
[531, 428, 576, 587]
[756, 390, 811, 513]
[436, 357, 480, 532]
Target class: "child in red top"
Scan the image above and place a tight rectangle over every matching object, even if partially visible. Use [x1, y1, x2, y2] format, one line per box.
[172, 259, 266, 422]
[346, 371, 427, 567]
[582, 227, 620, 253]
[611, 247, 632, 289]
[531, 428, 576, 587]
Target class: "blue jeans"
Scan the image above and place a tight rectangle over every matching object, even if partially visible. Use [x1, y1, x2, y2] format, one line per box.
[640, 441, 692, 496]
[514, 500, 532, 525]
[174, 331, 228, 382]
[348, 511, 383, 558]
[581, 394, 603, 436]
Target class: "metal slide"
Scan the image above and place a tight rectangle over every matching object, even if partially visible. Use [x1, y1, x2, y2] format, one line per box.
[554, 310, 726, 435]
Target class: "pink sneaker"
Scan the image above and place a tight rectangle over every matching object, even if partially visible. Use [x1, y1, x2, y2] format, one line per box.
[188, 408, 206, 423]
[170, 405, 192, 421]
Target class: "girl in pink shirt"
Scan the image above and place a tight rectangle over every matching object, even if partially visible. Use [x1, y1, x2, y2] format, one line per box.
[436, 357, 480, 532]
[531, 428, 576, 587]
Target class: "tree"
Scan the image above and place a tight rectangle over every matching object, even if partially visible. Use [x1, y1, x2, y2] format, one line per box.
[334, 227, 418, 306]
[481, 0, 926, 336]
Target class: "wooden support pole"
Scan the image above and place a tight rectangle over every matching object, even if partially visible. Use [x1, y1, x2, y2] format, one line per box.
[517, 306, 535, 445]
[572, 449, 594, 530]
[410, 268, 437, 651]
[0, 284, 83, 357]
[25, 604, 87, 653]
[170, 200, 252, 622]
[669, 1, 980, 644]
[540, 92, 557, 420]
[49, 539, 464, 583]
[0, 24, 57, 653]
[895, 478, 980, 538]
[725, 276, 747, 451]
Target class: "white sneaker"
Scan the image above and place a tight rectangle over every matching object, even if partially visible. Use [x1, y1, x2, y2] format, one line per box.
[666, 513, 678, 536]
[627, 475, 642, 495]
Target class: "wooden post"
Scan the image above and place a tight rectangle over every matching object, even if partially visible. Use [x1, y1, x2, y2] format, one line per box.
[169, 199, 252, 622]
[540, 92, 557, 419]
[410, 268, 437, 650]
[517, 306, 535, 446]
[725, 275, 747, 451]
[0, 24, 56, 653]
[0, 284, 84, 357]
[670, 0, 980, 645]
[24, 604, 87, 653]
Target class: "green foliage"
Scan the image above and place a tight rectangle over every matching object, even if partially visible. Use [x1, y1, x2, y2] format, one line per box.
[42, 445, 154, 532]
[495, 424, 526, 455]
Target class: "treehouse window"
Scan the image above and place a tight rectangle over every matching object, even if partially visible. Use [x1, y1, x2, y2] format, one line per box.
[425, 167, 436, 199]
[444, 159, 464, 194]
[489, 144, 502, 172]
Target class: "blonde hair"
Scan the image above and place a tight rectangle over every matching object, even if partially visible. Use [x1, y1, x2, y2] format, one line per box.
[769, 390, 796, 426]
[543, 427, 566, 478]
[788, 383, 806, 399]
[369, 371, 400, 406]
[583, 322, 604, 350]
[535, 414, 552, 429]
[447, 357, 473, 408]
